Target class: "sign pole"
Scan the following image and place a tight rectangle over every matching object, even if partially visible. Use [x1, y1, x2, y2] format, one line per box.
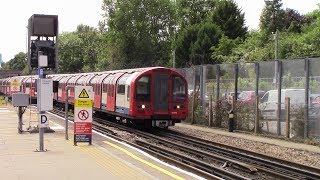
[65, 86, 70, 140]
[38, 67, 45, 152]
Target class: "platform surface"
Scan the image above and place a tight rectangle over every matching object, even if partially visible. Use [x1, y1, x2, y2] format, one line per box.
[0, 106, 201, 180]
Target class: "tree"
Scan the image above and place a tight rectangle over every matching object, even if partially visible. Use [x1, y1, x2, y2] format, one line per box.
[58, 32, 84, 73]
[176, 0, 216, 28]
[1, 52, 26, 71]
[175, 22, 222, 67]
[284, 8, 310, 33]
[259, 0, 286, 34]
[103, 0, 176, 68]
[211, 35, 241, 62]
[58, 25, 105, 73]
[208, 0, 247, 39]
[76, 25, 102, 72]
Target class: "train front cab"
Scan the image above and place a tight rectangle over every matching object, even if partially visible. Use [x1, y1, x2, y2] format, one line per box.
[130, 68, 188, 128]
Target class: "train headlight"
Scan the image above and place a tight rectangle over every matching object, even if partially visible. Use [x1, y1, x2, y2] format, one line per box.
[174, 105, 184, 109]
[138, 104, 149, 109]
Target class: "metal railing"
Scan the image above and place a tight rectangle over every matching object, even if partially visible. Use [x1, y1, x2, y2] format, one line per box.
[176, 58, 320, 140]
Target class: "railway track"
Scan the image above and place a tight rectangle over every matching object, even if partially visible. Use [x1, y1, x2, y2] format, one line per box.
[153, 130, 320, 179]
[50, 108, 320, 179]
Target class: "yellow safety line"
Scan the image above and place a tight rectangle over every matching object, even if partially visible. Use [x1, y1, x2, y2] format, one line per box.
[103, 141, 184, 180]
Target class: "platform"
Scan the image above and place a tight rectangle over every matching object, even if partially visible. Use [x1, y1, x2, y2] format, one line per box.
[0, 106, 202, 180]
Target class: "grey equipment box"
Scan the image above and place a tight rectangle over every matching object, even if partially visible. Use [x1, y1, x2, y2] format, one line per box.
[12, 93, 30, 107]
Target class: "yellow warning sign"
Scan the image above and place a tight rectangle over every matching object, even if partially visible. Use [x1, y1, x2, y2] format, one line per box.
[79, 89, 90, 98]
[74, 100, 93, 108]
[11, 79, 20, 87]
[0, 96, 7, 106]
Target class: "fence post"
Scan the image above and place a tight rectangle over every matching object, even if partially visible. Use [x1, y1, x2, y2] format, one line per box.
[277, 60, 282, 136]
[304, 58, 310, 138]
[255, 62, 260, 134]
[215, 65, 220, 127]
[202, 65, 207, 117]
[255, 97, 260, 134]
[191, 68, 196, 124]
[233, 64, 238, 129]
[209, 95, 213, 126]
[285, 97, 290, 138]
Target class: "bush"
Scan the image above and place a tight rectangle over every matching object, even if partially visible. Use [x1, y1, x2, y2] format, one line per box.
[291, 106, 305, 138]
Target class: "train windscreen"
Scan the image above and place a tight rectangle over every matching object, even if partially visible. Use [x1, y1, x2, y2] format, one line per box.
[135, 75, 151, 101]
[172, 76, 187, 102]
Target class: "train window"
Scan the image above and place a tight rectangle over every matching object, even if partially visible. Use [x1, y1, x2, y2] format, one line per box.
[103, 84, 107, 93]
[117, 74, 129, 95]
[172, 76, 186, 102]
[135, 75, 150, 101]
[117, 85, 125, 94]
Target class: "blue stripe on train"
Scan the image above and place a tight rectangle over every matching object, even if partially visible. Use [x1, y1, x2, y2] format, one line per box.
[101, 103, 107, 109]
[115, 106, 130, 115]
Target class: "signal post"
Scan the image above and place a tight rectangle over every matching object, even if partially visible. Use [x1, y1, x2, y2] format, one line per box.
[27, 14, 58, 152]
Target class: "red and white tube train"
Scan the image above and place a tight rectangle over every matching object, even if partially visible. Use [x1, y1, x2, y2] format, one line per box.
[0, 67, 188, 128]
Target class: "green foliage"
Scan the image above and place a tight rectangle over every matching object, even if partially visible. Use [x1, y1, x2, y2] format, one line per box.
[1, 52, 26, 71]
[176, 0, 216, 28]
[211, 35, 241, 63]
[259, 80, 271, 91]
[59, 31, 85, 73]
[291, 106, 305, 138]
[208, 0, 247, 39]
[175, 22, 222, 67]
[310, 80, 320, 94]
[282, 72, 293, 87]
[259, 0, 286, 34]
[238, 77, 254, 90]
[76, 25, 102, 72]
[58, 25, 107, 73]
[104, 0, 176, 69]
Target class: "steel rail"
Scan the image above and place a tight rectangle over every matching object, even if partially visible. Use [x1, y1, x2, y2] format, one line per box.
[159, 130, 320, 180]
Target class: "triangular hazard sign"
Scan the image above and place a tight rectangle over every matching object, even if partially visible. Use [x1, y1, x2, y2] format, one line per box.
[79, 89, 90, 98]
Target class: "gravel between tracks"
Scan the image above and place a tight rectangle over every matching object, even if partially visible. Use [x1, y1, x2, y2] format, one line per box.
[170, 124, 320, 168]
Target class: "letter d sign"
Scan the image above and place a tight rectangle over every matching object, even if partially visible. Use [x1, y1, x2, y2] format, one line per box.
[38, 114, 49, 128]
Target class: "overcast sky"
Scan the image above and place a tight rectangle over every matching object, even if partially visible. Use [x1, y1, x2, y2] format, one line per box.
[0, 0, 319, 62]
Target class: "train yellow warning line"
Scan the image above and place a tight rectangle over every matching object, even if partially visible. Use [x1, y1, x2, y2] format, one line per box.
[103, 140, 184, 180]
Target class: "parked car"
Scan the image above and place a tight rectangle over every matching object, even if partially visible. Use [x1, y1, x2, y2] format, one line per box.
[238, 90, 265, 106]
[223, 91, 241, 104]
[259, 89, 307, 120]
[311, 95, 320, 105]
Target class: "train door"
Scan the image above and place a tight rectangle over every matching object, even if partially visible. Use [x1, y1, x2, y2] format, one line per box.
[154, 74, 169, 112]
[90, 74, 100, 108]
[107, 73, 124, 112]
[102, 74, 113, 110]
[93, 83, 101, 108]
[59, 76, 71, 102]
